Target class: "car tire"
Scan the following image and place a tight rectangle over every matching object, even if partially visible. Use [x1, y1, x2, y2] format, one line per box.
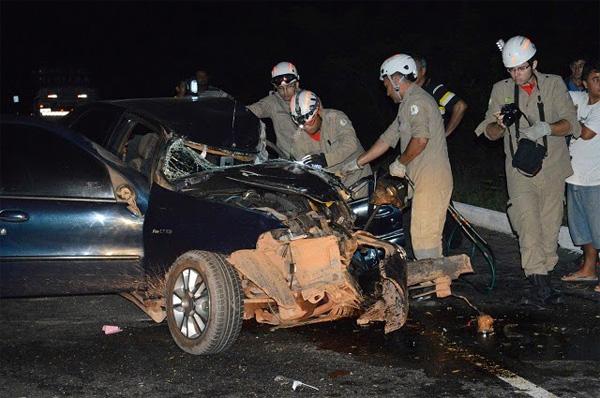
[165, 250, 243, 355]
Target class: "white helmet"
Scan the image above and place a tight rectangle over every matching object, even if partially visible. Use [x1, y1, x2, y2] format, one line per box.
[380, 54, 417, 81]
[271, 61, 300, 86]
[290, 90, 320, 126]
[498, 36, 537, 68]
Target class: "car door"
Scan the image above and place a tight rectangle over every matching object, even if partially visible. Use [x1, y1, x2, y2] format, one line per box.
[0, 121, 144, 297]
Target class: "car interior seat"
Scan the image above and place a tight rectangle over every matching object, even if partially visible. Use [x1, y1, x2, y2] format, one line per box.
[128, 133, 159, 176]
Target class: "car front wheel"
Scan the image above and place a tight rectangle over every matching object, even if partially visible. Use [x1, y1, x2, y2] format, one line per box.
[165, 251, 243, 355]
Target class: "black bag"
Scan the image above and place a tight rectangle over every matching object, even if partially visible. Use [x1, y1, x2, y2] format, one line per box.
[512, 138, 547, 177]
[508, 82, 548, 177]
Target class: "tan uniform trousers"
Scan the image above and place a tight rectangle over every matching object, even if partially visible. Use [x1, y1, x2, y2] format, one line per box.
[411, 177, 452, 259]
[506, 167, 565, 275]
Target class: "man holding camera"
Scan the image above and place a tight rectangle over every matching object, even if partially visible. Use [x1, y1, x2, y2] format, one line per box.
[247, 62, 301, 159]
[475, 36, 580, 306]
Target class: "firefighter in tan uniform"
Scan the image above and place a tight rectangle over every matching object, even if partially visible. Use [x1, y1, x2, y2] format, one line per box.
[475, 36, 580, 305]
[247, 62, 301, 159]
[288, 90, 372, 198]
[343, 54, 453, 259]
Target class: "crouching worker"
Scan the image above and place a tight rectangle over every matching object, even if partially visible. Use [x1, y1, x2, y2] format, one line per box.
[341, 54, 453, 260]
[288, 89, 372, 198]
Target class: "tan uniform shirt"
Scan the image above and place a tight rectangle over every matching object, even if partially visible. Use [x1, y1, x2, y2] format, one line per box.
[247, 92, 297, 158]
[380, 84, 453, 190]
[475, 71, 580, 181]
[289, 108, 372, 196]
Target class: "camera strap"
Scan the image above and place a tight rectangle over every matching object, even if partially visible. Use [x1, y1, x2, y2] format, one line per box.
[509, 82, 548, 158]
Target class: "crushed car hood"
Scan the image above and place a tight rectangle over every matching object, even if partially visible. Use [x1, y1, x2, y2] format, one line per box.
[178, 160, 347, 203]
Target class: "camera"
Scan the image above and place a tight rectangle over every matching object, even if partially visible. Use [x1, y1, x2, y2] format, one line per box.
[500, 103, 522, 127]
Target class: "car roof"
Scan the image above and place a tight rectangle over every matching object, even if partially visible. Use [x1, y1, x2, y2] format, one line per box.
[103, 93, 261, 153]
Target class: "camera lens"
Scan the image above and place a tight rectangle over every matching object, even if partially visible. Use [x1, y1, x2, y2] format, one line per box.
[501, 104, 520, 127]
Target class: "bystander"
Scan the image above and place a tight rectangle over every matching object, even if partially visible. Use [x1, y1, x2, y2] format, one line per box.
[560, 60, 600, 293]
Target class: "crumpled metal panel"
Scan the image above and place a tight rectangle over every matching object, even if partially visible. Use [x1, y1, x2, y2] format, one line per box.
[228, 229, 409, 333]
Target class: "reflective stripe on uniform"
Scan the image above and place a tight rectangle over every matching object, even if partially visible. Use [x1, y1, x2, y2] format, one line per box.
[439, 91, 456, 107]
[432, 84, 444, 94]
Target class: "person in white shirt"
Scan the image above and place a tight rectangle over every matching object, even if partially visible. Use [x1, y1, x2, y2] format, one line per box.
[561, 60, 600, 294]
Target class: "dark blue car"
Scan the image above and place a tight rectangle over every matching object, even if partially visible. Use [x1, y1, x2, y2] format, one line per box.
[2, 93, 466, 355]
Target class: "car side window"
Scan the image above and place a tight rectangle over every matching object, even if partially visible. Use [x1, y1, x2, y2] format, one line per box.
[67, 106, 122, 146]
[0, 123, 115, 199]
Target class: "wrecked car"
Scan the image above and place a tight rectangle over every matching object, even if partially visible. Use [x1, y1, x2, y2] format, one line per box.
[1, 93, 472, 355]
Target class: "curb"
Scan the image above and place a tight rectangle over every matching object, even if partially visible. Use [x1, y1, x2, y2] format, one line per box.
[452, 201, 581, 253]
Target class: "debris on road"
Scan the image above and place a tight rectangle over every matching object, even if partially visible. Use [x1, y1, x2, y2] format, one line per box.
[102, 325, 123, 335]
[453, 295, 494, 335]
[476, 315, 494, 335]
[274, 375, 319, 391]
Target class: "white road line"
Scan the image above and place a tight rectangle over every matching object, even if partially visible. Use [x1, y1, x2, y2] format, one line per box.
[430, 328, 560, 398]
[496, 373, 559, 398]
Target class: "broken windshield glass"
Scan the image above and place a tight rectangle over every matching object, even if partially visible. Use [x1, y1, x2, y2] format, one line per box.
[162, 138, 265, 181]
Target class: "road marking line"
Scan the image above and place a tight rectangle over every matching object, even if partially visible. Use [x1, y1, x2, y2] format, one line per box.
[428, 327, 559, 398]
[496, 373, 558, 398]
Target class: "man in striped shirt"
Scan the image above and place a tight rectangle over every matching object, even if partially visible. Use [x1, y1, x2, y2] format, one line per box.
[413, 56, 468, 138]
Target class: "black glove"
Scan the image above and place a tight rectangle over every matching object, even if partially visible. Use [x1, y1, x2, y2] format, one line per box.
[301, 153, 328, 168]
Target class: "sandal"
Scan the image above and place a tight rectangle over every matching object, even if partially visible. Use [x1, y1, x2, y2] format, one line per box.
[561, 272, 598, 282]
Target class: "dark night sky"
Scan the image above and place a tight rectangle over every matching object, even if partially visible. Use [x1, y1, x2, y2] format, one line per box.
[2, 1, 599, 148]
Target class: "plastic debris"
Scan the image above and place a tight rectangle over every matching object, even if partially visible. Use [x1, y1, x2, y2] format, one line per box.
[452, 294, 494, 335]
[102, 325, 123, 335]
[274, 375, 319, 391]
[476, 314, 494, 335]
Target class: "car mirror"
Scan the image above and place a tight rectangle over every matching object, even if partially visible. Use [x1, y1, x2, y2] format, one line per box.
[116, 184, 142, 217]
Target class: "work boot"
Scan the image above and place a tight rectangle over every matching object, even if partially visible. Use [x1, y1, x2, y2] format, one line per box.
[522, 274, 564, 306]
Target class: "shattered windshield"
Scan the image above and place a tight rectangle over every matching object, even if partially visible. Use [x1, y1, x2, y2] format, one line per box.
[162, 137, 267, 181]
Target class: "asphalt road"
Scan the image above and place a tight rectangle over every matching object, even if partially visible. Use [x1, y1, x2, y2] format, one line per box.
[1, 229, 599, 397]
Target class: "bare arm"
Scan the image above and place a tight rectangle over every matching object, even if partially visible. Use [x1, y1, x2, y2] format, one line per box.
[398, 137, 428, 165]
[357, 138, 390, 167]
[484, 111, 506, 141]
[580, 124, 598, 140]
[445, 99, 468, 137]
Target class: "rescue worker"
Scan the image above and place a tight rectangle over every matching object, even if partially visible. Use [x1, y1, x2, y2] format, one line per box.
[247, 62, 301, 159]
[413, 55, 468, 137]
[342, 54, 453, 259]
[289, 90, 372, 198]
[475, 35, 580, 305]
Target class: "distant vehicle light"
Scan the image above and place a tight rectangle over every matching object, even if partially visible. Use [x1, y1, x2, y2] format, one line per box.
[47, 94, 58, 99]
[77, 94, 88, 99]
[40, 108, 70, 117]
